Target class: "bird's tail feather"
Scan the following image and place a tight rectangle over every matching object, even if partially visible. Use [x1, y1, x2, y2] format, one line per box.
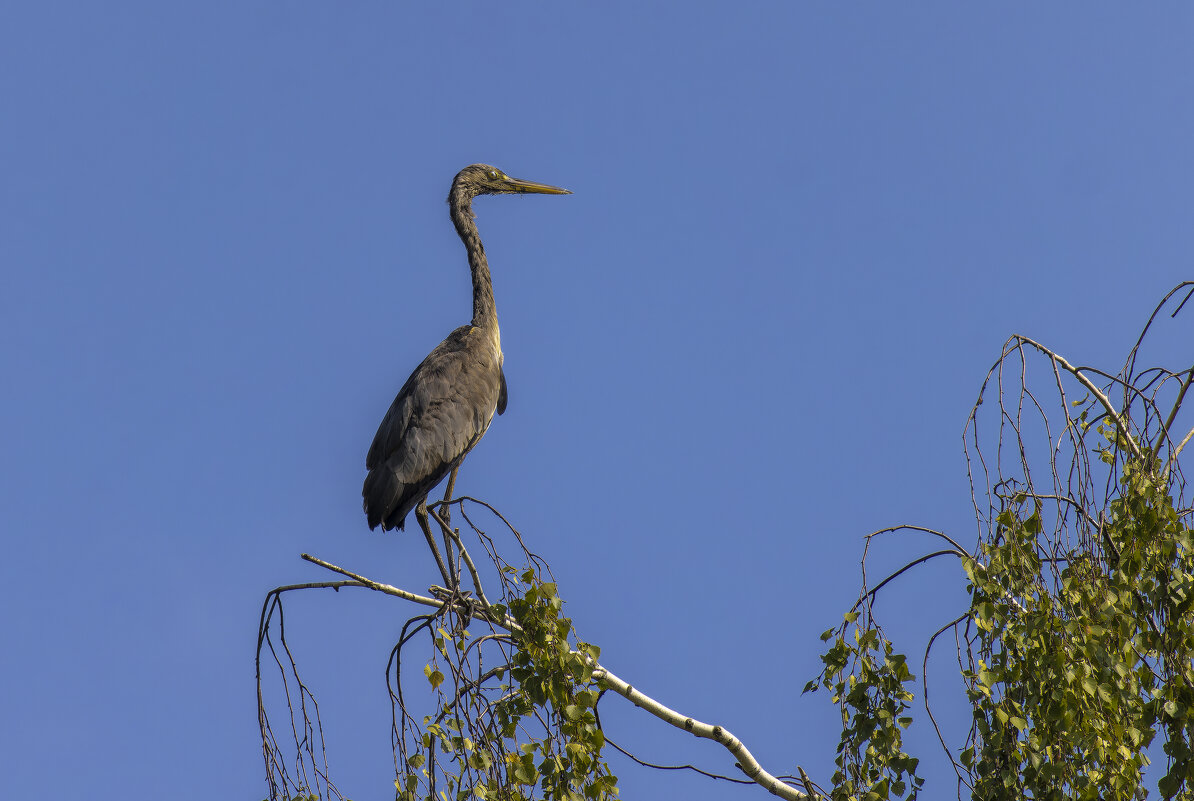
[362, 468, 398, 531]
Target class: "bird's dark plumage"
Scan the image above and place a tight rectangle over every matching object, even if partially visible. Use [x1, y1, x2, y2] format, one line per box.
[362, 164, 568, 531]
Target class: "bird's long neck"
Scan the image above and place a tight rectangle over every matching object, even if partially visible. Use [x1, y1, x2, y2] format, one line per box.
[449, 190, 499, 335]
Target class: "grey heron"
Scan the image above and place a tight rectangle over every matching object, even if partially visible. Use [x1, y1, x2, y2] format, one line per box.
[363, 164, 570, 532]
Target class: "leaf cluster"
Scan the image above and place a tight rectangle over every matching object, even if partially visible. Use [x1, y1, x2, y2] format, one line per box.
[398, 569, 617, 801]
[807, 612, 924, 801]
[963, 454, 1194, 800]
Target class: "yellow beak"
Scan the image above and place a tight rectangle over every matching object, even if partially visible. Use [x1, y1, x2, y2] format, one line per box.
[500, 175, 571, 195]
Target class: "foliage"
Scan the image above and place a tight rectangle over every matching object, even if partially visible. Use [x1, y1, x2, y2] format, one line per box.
[963, 455, 1194, 800]
[396, 569, 617, 801]
[807, 612, 924, 801]
[813, 284, 1194, 800]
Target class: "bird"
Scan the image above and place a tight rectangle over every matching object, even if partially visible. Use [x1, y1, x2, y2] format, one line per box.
[362, 164, 570, 532]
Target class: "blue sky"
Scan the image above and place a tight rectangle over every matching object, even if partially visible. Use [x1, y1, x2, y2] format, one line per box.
[3, 4, 1192, 799]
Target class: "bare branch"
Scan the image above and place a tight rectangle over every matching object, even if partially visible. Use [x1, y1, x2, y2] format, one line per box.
[602, 734, 757, 786]
[590, 690, 761, 786]
[590, 664, 813, 800]
[1171, 424, 1194, 465]
[850, 549, 966, 614]
[1010, 334, 1145, 462]
[299, 554, 445, 609]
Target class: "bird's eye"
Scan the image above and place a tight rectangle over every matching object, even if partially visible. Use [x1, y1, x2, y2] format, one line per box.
[489, 170, 498, 178]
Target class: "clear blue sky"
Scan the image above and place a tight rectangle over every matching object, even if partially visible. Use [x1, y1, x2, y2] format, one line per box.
[3, 4, 1192, 799]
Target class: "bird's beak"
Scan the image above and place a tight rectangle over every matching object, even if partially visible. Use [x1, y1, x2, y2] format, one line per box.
[500, 175, 572, 195]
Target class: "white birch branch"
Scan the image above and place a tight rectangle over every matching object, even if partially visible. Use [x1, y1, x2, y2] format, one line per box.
[1171, 424, 1194, 465]
[299, 553, 522, 631]
[590, 665, 811, 800]
[300, 553, 440, 607]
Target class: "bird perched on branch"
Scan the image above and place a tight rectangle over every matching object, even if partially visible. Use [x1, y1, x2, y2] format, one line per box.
[363, 164, 570, 531]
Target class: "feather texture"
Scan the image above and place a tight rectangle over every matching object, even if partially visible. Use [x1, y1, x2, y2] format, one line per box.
[363, 326, 503, 530]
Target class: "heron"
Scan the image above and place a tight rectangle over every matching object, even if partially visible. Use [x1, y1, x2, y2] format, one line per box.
[362, 164, 570, 539]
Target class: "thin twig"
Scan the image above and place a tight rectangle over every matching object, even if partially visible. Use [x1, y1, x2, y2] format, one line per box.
[850, 550, 966, 613]
[1011, 334, 1145, 462]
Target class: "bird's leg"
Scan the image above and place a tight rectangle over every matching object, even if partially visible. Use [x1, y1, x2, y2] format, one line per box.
[435, 465, 462, 591]
[439, 520, 460, 593]
[440, 465, 460, 526]
[430, 507, 491, 614]
[416, 499, 454, 591]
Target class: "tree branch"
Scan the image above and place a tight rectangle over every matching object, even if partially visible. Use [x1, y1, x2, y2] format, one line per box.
[589, 665, 812, 800]
[1171, 424, 1194, 465]
[1011, 335, 1146, 462]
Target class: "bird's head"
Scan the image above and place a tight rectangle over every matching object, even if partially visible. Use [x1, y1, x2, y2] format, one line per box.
[451, 164, 571, 200]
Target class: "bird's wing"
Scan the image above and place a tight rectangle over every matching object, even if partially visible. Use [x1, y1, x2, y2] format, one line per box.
[366, 326, 503, 481]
